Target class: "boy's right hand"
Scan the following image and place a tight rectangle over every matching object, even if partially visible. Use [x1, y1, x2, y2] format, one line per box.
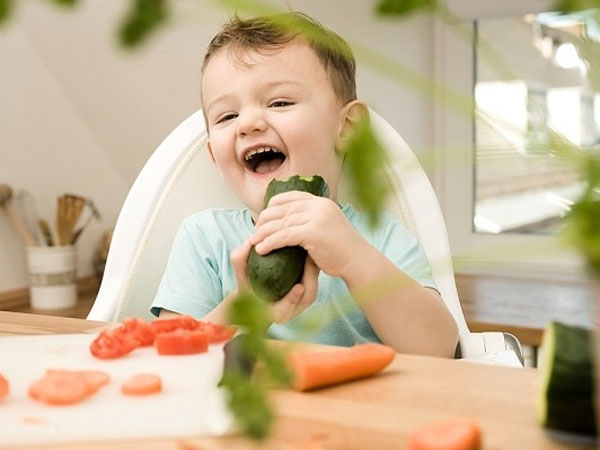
[231, 239, 319, 324]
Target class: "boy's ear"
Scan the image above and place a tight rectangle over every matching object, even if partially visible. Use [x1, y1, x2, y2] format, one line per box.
[336, 100, 369, 153]
[206, 140, 217, 165]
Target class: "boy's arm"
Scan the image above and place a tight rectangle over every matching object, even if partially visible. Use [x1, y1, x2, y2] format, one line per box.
[340, 241, 459, 358]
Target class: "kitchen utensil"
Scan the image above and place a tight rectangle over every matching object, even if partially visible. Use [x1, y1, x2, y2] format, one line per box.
[37, 218, 54, 246]
[71, 198, 101, 244]
[56, 194, 86, 245]
[0, 183, 36, 246]
[14, 189, 42, 245]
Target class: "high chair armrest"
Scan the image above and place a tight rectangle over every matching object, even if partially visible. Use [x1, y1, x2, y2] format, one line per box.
[456, 331, 524, 366]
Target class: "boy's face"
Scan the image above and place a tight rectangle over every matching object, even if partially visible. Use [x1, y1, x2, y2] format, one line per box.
[202, 41, 348, 215]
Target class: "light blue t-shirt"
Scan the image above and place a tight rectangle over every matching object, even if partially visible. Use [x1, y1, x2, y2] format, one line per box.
[151, 204, 437, 346]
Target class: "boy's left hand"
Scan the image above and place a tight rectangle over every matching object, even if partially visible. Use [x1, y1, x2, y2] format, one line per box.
[250, 191, 368, 279]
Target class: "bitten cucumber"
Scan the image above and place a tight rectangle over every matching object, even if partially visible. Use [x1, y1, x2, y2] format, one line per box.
[536, 321, 597, 436]
[248, 175, 329, 301]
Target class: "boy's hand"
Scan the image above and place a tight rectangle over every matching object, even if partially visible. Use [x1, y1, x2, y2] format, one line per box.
[249, 191, 368, 279]
[230, 239, 320, 324]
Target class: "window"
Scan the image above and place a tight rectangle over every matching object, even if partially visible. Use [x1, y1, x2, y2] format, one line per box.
[433, 1, 597, 277]
[474, 12, 599, 235]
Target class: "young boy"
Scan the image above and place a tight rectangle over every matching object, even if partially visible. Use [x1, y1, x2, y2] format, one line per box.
[151, 12, 459, 357]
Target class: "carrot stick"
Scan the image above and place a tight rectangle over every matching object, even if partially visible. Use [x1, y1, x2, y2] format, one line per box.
[0, 374, 9, 399]
[287, 343, 396, 391]
[409, 418, 482, 450]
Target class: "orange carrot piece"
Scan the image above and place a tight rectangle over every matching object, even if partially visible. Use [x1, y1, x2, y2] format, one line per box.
[409, 418, 482, 450]
[30, 372, 90, 406]
[0, 374, 9, 399]
[121, 373, 162, 396]
[287, 343, 396, 391]
[76, 370, 111, 393]
[45, 369, 110, 395]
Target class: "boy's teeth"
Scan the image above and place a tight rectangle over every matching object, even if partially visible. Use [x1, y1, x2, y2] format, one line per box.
[245, 147, 280, 161]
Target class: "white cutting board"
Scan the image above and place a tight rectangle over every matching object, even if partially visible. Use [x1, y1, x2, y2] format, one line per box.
[0, 333, 235, 446]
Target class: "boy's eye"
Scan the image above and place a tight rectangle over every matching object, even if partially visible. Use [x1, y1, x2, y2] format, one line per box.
[216, 113, 237, 124]
[269, 100, 293, 108]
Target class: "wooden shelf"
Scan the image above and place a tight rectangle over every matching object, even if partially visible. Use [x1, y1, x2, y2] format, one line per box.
[457, 273, 595, 347]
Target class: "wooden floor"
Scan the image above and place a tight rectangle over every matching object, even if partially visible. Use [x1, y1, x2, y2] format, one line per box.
[1, 273, 595, 351]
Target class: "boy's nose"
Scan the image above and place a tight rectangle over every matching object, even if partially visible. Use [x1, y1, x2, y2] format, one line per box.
[236, 110, 267, 137]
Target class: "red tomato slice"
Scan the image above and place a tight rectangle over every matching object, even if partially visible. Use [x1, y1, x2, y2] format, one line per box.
[154, 328, 209, 355]
[150, 315, 198, 334]
[205, 322, 237, 343]
[90, 328, 140, 359]
[121, 318, 155, 346]
[0, 374, 9, 399]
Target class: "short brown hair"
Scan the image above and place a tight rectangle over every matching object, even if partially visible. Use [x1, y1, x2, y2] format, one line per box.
[202, 12, 356, 104]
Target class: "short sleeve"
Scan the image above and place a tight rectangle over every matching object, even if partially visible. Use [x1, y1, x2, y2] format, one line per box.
[150, 219, 222, 318]
[377, 215, 438, 290]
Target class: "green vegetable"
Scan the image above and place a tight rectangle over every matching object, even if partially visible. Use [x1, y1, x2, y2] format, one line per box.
[261, 174, 329, 208]
[537, 321, 597, 436]
[222, 289, 293, 439]
[248, 175, 329, 301]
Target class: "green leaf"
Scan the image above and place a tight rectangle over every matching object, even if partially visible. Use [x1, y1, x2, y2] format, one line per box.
[220, 370, 273, 439]
[553, 0, 600, 12]
[563, 154, 600, 273]
[48, 0, 79, 8]
[221, 289, 293, 439]
[227, 289, 271, 333]
[376, 0, 437, 16]
[0, 0, 13, 25]
[343, 116, 391, 228]
[118, 0, 168, 48]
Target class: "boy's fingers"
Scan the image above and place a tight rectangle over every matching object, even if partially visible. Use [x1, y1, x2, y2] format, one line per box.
[271, 284, 304, 323]
[231, 239, 252, 289]
[293, 257, 319, 316]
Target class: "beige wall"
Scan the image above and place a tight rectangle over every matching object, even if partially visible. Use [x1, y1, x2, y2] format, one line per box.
[0, 0, 435, 292]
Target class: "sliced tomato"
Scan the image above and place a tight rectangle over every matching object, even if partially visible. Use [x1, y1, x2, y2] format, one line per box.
[121, 318, 155, 346]
[121, 373, 162, 396]
[154, 328, 209, 355]
[90, 328, 140, 359]
[150, 315, 200, 334]
[205, 322, 237, 343]
[0, 374, 9, 399]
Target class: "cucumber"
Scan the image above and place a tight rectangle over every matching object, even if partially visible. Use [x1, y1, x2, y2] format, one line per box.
[537, 321, 597, 436]
[248, 175, 329, 302]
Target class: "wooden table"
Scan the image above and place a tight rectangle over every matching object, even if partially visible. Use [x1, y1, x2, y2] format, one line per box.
[0, 311, 594, 449]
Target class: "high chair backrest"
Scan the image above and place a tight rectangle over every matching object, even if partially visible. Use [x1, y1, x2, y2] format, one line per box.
[87, 108, 469, 335]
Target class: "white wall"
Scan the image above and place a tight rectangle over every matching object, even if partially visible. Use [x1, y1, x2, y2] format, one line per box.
[0, 0, 435, 292]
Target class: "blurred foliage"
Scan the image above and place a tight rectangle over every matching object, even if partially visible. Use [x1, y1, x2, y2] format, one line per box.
[344, 115, 390, 228]
[376, 0, 437, 16]
[49, 0, 78, 7]
[222, 290, 292, 439]
[563, 156, 600, 273]
[118, 0, 169, 48]
[0, 0, 12, 24]
[555, 0, 600, 12]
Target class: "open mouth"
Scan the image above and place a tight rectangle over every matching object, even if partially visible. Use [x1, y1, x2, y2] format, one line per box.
[244, 147, 286, 174]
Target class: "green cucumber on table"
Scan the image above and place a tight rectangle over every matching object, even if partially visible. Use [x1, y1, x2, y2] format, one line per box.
[537, 321, 597, 437]
[248, 175, 329, 302]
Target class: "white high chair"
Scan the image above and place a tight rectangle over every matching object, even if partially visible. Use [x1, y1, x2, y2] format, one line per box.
[87, 108, 523, 365]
